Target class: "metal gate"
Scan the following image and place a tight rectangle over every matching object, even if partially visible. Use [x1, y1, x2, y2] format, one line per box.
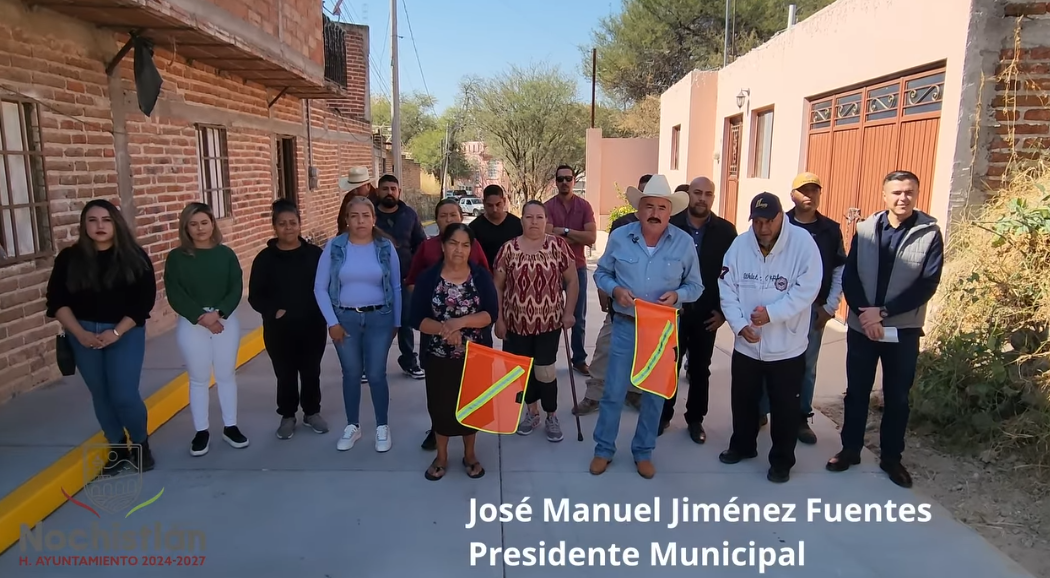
[804, 66, 945, 320]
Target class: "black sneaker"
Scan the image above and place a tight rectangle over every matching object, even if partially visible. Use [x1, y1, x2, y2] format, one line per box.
[223, 426, 250, 448]
[131, 441, 155, 472]
[421, 429, 436, 451]
[403, 364, 425, 379]
[190, 431, 210, 456]
[102, 446, 129, 475]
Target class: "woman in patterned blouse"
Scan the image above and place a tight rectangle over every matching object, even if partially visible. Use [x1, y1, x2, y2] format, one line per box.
[493, 200, 579, 442]
[409, 223, 499, 481]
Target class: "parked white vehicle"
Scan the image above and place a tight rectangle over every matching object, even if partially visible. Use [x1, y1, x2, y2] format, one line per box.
[459, 197, 484, 217]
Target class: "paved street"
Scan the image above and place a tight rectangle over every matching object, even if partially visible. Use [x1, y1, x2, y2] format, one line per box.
[0, 273, 1034, 577]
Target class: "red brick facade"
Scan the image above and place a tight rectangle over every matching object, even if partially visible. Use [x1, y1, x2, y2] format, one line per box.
[986, 5, 1050, 191]
[0, 0, 372, 402]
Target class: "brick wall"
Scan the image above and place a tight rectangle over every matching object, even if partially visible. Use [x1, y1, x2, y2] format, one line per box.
[0, 0, 372, 402]
[984, 4, 1050, 191]
[212, 0, 324, 67]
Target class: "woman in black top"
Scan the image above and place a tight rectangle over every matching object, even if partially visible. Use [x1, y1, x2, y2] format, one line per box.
[45, 199, 157, 473]
[248, 200, 329, 441]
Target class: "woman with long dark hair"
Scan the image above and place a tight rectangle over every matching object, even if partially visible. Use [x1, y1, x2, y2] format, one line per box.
[314, 196, 401, 453]
[165, 202, 249, 457]
[410, 223, 499, 481]
[248, 200, 329, 440]
[46, 199, 157, 472]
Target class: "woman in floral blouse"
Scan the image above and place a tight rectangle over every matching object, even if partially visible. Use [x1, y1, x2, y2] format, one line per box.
[409, 223, 499, 481]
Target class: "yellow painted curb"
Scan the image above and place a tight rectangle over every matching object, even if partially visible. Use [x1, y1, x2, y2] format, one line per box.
[0, 326, 267, 554]
[422, 219, 435, 227]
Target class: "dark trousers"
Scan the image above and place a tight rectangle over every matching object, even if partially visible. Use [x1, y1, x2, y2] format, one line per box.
[729, 350, 806, 472]
[841, 328, 921, 464]
[662, 311, 718, 424]
[264, 319, 327, 418]
[505, 330, 561, 413]
[397, 284, 417, 369]
[570, 267, 588, 365]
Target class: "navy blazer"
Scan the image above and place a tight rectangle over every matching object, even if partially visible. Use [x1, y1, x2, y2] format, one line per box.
[409, 261, 499, 357]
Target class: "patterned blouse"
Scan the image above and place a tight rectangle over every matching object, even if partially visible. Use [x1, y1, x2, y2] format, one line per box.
[426, 275, 486, 359]
[494, 235, 573, 336]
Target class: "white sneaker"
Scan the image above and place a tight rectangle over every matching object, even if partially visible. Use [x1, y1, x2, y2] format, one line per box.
[337, 425, 361, 451]
[375, 425, 391, 452]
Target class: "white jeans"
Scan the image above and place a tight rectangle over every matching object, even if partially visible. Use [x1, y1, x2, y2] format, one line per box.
[176, 314, 241, 432]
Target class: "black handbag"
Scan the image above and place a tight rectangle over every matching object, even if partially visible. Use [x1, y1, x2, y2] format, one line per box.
[56, 333, 76, 376]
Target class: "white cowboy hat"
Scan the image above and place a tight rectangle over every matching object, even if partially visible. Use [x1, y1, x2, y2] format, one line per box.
[625, 174, 688, 215]
[338, 166, 372, 191]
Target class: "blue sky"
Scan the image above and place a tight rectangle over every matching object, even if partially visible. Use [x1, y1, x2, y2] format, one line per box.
[324, 0, 620, 113]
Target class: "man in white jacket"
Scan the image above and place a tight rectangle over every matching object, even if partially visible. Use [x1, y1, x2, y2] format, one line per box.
[717, 192, 822, 483]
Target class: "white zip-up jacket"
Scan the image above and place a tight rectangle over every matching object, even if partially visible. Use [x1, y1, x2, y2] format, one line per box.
[719, 221, 823, 362]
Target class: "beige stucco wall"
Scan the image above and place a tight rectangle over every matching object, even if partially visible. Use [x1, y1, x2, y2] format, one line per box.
[584, 127, 658, 226]
[663, 0, 973, 227]
[659, 70, 718, 187]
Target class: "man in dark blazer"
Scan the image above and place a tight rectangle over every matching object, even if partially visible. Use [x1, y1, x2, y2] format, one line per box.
[659, 176, 738, 442]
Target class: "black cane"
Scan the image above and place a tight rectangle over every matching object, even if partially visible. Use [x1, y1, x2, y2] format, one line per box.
[563, 328, 584, 441]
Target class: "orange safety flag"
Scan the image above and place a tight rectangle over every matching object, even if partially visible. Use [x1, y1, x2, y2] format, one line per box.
[630, 298, 680, 399]
[456, 341, 534, 434]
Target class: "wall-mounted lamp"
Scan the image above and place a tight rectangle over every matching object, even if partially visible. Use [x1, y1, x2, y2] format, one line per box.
[736, 89, 750, 109]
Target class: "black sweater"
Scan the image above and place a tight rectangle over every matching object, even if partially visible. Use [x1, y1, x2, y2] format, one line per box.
[45, 245, 157, 326]
[247, 238, 326, 328]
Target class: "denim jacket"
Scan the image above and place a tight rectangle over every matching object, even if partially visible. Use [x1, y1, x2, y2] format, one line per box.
[325, 233, 398, 316]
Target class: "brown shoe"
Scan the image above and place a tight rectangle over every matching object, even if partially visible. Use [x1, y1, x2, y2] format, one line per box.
[573, 399, 600, 416]
[589, 457, 611, 475]
[573, 362, 591, 376]
[635, 460, 656, 479]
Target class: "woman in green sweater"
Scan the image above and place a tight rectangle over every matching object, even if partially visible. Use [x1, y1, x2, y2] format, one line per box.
[164, 202, 249, 457]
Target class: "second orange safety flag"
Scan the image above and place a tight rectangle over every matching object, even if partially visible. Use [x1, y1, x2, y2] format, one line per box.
[630, 298, 680, 399]
[456, 341, 534, 434]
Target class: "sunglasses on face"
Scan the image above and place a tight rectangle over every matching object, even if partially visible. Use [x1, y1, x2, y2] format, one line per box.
[556, 176, 573, 183]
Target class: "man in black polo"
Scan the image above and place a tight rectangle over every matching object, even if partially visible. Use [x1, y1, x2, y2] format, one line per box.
[826, 170, 944, 489]
[469, 184, 522, 267]
[659, 176, 737, 442]
[758, 172, 846, 444]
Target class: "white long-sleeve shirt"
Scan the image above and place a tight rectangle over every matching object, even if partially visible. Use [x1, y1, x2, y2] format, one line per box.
[719, 222, 823, 362]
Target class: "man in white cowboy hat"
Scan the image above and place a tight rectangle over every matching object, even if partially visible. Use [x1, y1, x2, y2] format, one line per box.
[590, 174, 703, 480]
[339, 166, 373, 195]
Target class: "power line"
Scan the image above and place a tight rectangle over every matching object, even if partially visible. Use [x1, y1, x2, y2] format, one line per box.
[400, 0, 431, 100]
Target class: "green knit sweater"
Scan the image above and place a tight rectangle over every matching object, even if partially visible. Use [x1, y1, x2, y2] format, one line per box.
[164, 244, 243, 323]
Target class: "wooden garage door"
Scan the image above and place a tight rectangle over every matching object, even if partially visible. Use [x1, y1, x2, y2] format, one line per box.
[804, 67, 945, 320]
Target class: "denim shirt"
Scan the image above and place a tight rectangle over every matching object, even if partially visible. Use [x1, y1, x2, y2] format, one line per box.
[594, 222, 704, 317]
[324, 233, 399, 320]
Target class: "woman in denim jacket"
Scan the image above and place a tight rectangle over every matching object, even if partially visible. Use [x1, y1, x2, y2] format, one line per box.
[313, 196, 401, 453]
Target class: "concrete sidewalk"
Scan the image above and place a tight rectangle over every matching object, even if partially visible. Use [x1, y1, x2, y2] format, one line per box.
[0, 271, 1035, 576]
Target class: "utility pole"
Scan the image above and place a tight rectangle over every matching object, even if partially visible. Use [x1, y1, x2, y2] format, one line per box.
[390, 0, 402, 180]
[440, 121, 450, 191]
[723, 0, 730, 67]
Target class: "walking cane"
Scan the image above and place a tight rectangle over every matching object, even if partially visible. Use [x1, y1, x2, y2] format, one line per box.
[562, 328, 585, 442]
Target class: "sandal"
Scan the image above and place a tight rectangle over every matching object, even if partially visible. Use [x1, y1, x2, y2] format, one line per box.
[462, 457, 485, 479]
[425, 460, 446, 481]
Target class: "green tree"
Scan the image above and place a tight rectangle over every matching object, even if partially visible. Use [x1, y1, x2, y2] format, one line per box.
[461, 64, 583, 205]
[586, 0, 835, 104]
[370, 92, 439, 144]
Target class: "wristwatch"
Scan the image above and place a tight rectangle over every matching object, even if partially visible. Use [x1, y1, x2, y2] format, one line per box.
[879, 307, 889, 319]
[562, 227, 569, 237]
[111, 328, 121, 337]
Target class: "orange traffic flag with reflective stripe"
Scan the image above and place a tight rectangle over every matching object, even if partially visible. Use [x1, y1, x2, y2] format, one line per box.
[630, 299, 680, 399]
[456, 341, 534, 434]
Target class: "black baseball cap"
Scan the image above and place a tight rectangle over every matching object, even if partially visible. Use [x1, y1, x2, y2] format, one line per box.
[749, 192, 782, 220]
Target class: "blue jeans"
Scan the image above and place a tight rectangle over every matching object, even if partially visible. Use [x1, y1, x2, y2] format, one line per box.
[759, 305, 825, 417]
[571, 267, 588, 365]
[592, 315, 663, 462]
[68, 321, 149, 445]
[332, 308, 395, 426]
[396, 285, 417, 370]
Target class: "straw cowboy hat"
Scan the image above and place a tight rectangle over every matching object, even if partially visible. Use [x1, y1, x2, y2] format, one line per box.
[338, 166, 372, 191]
[625, 174, 688, 215]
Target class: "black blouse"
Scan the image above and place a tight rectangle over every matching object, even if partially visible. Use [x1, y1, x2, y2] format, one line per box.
[45, 245, 157, 327]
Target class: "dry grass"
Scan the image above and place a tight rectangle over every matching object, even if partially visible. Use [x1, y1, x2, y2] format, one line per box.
[914, 166, 1050, 470]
